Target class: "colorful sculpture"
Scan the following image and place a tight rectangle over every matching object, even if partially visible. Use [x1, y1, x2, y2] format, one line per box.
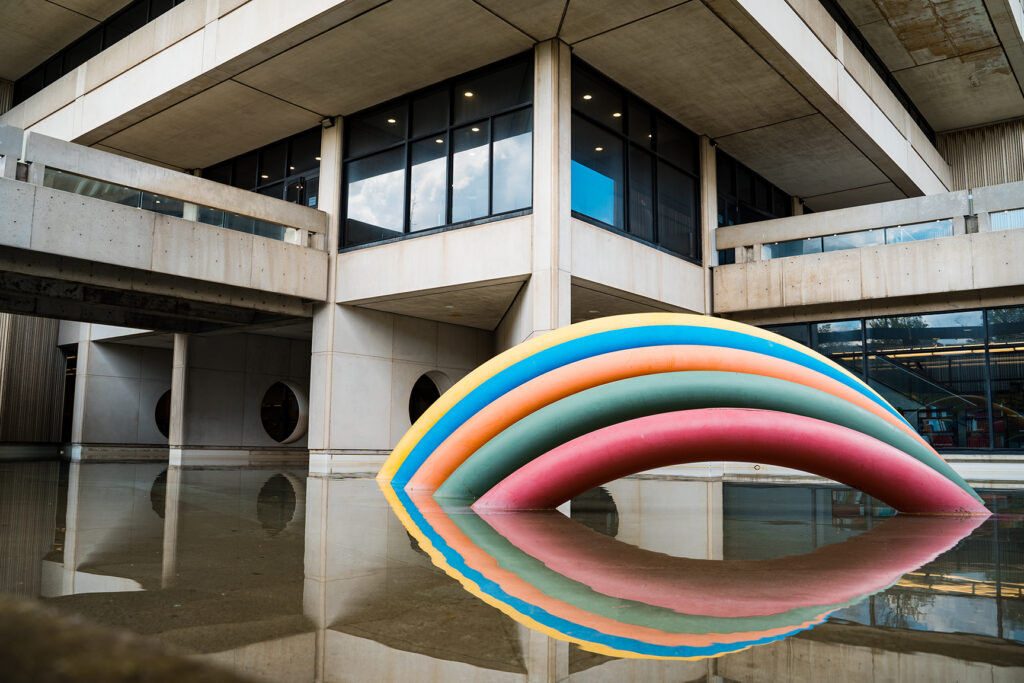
[378, 313, 988, 515]
[381, 487, 982, 659]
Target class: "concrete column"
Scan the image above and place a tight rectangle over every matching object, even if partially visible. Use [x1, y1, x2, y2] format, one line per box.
[309, 117, 343, 459]
[160, 466, 182, 587]
[521, 624, 568, 683]
[168, 333, 188, 466]
[699, 137, 718, 314]
[68, 325, 91, 460]
[497, 40, 572, 351]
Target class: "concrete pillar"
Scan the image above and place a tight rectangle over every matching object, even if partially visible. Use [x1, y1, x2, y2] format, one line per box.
[161, 466, 182, 587]
[497, 39, 572, 351]
[68, 325, 91, 461]
[699, 137, 718, 313]
[309, 117, 343, 459]
[521, 624, 568, 683]
[168, 333, 188, 467]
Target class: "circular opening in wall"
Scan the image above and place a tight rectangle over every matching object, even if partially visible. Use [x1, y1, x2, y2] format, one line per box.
[261, 382, 301, 443]
[155, 390, 171, 439]
[257, 474, 296, 535]
[409, 374, 441, 424]
[570, 486, 619, 538]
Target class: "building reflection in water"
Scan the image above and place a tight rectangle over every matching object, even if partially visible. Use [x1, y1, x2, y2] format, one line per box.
[2, 459, 1023, 681]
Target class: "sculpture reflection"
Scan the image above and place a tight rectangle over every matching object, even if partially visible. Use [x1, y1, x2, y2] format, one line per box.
[382, 483, 982, 660]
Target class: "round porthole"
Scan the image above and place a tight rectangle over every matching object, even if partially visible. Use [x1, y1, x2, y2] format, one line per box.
[155, 390, 171, 438]
[257, 474, 296, 535]
[260, 381, 309, 444]
[409, 374, 441, 423]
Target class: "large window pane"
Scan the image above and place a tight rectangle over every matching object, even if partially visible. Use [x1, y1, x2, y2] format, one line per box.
[813, 319, 863, 375]
[571, 114, 624, 228]
[657, 162, 697, 258]
[452, 121, 490, 223]
[410, 136, 448, 231]
[572, 68, 624, 133]
[867, 312, 987, 450]
[141, 191, 183, 218]
[454, 59, 531, 125]
[628, 147, 654, 241]
[769, 324, 811, 347]
[233, 152, 258, 190]
[765, 237, 822, 259]
[288, 128, 321, 175]
[886, 219, 952, 243]
[628, 100, 653, 148]
[823, 229, 884, 252]
[656, 116, 697, 175]
[989, 307, 1024, 343]
[991, 208, 1024, 231]
[492, 109, 532, 214]
[345, 148, 405, 246]
[348, 104, 406, 158]
[259, 141, 287, 184]
[989, 348, 1024, 449]
[412, 88, 449, 137]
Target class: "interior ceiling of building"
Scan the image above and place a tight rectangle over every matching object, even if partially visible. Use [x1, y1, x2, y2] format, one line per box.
[836, 0, 1024, 132]
[5, 0, 1023, 209]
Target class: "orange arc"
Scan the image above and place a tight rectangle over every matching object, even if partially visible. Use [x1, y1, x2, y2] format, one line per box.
[408, 344, 933, 492]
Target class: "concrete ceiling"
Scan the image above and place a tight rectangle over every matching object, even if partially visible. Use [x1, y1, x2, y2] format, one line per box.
[570, 281, 674, 324]
[357, 279, 525, 330]
[0, 0, 130, 81]
[837, 0, 1024, 131]
[18, 0, 1005, 207]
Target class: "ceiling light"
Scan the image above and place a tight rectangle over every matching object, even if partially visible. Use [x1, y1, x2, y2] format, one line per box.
[588, 309, 599, 314]
[612, 112, 621, 118]
[464, 91, 474, 97]
[260, 174, 269, 179]
[386, 117, 397, 124]
[289, 166, 295, 170]
[435, 138, 444, 143]
[315, 156, 321, 161]
[583, 94, 592, 100]
[471, 127, 479, 132]
[648, 134, 652, 138]
[594, 147, 603, 152]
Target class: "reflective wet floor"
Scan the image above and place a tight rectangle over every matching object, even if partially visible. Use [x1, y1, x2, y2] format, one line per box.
[1, 459, 1023, 682]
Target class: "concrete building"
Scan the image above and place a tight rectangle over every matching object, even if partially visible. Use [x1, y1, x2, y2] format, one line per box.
[0, 0, 1023, 481]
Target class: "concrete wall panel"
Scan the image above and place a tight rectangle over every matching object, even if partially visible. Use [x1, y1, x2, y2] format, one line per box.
[0, 181, 35, 249]
[152, 217, 254, 290]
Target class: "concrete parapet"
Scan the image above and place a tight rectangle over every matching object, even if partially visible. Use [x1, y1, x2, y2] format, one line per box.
[20, 130, 327, 237]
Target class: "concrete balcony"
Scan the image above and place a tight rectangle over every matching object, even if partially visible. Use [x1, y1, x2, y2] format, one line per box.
[0, 125, 328, 331]
[713, 181, 1024, 322]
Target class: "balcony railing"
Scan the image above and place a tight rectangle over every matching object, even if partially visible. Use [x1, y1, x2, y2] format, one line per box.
[716, 181, 1024, 265]
[1, 125, 327, 249]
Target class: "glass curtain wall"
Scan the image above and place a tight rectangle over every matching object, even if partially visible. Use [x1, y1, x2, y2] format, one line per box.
[767, 307, 1024, 451]
[570, 60, 701, 263]
[342, 54, 533, 248]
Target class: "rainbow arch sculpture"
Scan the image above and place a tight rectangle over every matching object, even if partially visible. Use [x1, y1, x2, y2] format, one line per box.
[378, 313, 989, 515]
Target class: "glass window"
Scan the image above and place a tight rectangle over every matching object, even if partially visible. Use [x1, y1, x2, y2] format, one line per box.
[412, 88, 449, 138]
[717, 149, 792, 229]
[813, 319, 863, 375]
[768, 324, 811, 347]
[657, 161, 697, 258]
[571, 114, 624, 229]
[628, 101, 653, 148]
[410, 136, 448, 231]
[257, 182, 284, 201]
[572, 67, 624, 134]
[989, 307, 1024, 343]
[824, 229, 884, 252]
[628, 147, 654, 241]
[259, 142, 287, 184]
[454, 59, 531, 125]
[492, 109, 532, 214]
[345, 148, 406, 246]
[657, 116, 696, 175]
[764, 237, 822, 259]
[342, 54, 532, 247]
[233, 153, 258, 190]
[304, 175, 319, 209]
[64, 30, 103, 72]
[348, 104, 406, 158]
[452, 122, 490, 223]
[288, 128, 321, 175]
[886, 219, 952, 243]
[991, 208, 1024, 232]
[203, 162, 232, 186]
[140, 191, 183, 217]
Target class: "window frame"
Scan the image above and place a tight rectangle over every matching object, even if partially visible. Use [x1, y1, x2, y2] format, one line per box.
[340, 52, 534, 251]
[569, 59, 702, 265]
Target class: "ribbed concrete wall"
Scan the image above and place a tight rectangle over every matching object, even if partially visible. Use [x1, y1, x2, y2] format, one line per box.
[938, 119, 1024, 191]
[0, 80, 11, 116]
[0, 313, 65, 442]
[0, 461, 59, 597]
